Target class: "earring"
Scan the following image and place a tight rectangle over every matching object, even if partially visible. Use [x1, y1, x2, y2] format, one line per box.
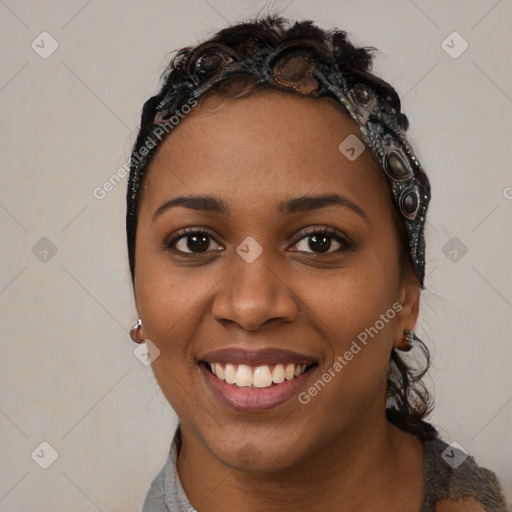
[130, 318, 144, 344]
[398, 329, 416, 352]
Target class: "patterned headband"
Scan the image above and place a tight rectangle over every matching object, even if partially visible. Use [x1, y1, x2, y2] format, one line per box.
[128, 41, 431, 287]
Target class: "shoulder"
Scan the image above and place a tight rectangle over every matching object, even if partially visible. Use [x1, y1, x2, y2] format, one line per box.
[141, 457, 170, 512]
[141, 426, 194, 512]
[422, 438, 510, 512]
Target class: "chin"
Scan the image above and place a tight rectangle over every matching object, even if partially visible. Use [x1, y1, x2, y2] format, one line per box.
[201, 424, 314, 474]
[221, 444, 303, 473]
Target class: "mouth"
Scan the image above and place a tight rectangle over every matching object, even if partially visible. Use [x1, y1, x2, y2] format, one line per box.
[197, 347, 319, 411]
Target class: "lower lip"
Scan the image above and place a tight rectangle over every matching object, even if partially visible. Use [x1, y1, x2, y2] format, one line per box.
[199, 363, 315, 412]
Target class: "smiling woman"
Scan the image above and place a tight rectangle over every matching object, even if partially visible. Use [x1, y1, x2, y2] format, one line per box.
[125, 14, 509, 512]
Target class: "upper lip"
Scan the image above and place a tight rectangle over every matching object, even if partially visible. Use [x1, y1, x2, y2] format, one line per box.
[198, 347, 317, 366]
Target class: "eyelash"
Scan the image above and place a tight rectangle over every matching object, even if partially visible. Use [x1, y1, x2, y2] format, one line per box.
[163, 226, 353, 257]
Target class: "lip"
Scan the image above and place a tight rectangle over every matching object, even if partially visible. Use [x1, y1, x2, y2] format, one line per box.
[198, 347, 319, 412]
[199, 361, 317, 412]
[198, 347, 317, 366]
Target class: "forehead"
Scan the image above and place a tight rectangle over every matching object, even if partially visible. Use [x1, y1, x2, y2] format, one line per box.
[139, 88, 389, 211]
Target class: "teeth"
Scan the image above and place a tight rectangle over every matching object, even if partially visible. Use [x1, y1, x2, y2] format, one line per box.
[208, 362, 309, 388]
[225, 363, 236, 384]
[216, 363, 225, 380]
[284, 363, 295, 381]
[235, 364, 252, 387]
[272, 364, 285, 383]
[253, 366, 273, 388]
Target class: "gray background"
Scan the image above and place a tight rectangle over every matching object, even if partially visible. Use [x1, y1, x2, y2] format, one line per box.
[1, 0, 511, 510]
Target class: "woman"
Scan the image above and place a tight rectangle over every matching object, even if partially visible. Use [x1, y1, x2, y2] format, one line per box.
[126, 15, 509, 512]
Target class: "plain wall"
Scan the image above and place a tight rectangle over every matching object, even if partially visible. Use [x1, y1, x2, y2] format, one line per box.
[1, 0, 511, 510]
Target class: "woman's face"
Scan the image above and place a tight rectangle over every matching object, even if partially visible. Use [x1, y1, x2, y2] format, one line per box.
[134, 89, 419, 472]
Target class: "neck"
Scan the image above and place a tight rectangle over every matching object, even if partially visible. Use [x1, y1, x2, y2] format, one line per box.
[176, 409, 424, 512]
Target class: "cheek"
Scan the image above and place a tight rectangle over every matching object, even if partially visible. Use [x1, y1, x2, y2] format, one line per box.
[134, 266, 209, 418]
[135, 268, 211, 354]
[134, 226, 209, 328]
[300, 269, 397, 402]
[133, 250, 222, 398]
[307, 258, 398, 335]
[302, 322, 394, 430]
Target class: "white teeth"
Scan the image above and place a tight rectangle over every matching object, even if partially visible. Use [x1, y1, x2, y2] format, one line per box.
[208, 362, 309, 388]
[253, 365, 273, 388]
[235, 364, 252, 387]
[284, 364, 295, 381]
[216, 364, 225, 380]
[224, 363, 236, 384]
[272, 364, 285, 383]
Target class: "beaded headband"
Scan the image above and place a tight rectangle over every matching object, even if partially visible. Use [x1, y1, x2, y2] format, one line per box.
[127, 42, 430, 287]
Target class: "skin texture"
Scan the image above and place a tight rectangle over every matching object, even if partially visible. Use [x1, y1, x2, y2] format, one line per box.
[133, 88, 425, 511]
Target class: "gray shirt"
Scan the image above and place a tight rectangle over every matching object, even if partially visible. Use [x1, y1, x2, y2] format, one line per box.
[141, 425, 510, 512]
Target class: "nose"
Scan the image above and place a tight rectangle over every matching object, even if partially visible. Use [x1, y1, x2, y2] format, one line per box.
[211, 251, 300, 331]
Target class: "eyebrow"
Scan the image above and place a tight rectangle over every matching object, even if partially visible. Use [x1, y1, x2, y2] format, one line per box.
[151, 193, 368, 224]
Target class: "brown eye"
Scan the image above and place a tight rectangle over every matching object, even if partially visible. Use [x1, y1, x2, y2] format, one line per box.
[290, 228, 352, 255]
[166, 229, 223, 255]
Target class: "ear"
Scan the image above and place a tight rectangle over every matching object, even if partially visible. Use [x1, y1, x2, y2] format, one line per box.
[393, 273, 420, 351]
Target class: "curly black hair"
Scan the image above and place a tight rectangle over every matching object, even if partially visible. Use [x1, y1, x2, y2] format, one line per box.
[126, 13, 438, 442]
